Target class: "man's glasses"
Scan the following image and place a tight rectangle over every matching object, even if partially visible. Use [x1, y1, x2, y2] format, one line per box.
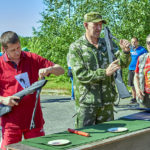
[146, 41, 150, 45]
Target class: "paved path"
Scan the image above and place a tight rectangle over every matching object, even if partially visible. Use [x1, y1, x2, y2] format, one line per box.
[0, 95, 142, 139]
[41, 95, 75, 135]
[41, 95, 141, 135]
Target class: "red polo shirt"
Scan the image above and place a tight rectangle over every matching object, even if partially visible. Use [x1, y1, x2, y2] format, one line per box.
[0, 51, 55, 129]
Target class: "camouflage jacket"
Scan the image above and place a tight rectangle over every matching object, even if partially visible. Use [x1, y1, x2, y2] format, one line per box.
[68, 35, 130, 107]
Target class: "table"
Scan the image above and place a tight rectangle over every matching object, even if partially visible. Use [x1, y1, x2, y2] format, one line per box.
[6, 119, 150, 150]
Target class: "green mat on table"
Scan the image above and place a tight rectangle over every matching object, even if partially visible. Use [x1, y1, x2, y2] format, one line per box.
[21, 119, 150, 150]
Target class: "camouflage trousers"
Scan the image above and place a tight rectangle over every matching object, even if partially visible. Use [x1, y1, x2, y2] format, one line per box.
[75, 104, 114, 129]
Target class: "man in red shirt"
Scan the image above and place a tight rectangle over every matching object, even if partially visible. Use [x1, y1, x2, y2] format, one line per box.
[0, 31, 64, 150]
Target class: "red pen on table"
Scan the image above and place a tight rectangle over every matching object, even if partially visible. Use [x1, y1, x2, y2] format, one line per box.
[68, 128, 90, 137]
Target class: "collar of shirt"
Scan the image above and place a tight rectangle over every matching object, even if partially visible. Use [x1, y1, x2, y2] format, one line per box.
[131, 46, 142, 51]
[3, 51, 26, 63]
[82, 34, 106, 52]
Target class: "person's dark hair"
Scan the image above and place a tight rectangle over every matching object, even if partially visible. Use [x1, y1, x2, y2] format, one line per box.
[131, 37, 138, 41]
[0, 31, 20, 49]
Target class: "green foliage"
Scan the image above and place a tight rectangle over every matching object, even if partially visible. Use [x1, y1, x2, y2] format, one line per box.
[111, 0, 150, 46]
[122, 68, 129, 85]
[21, 0, 150, 88]
[19, 36, 31, 48]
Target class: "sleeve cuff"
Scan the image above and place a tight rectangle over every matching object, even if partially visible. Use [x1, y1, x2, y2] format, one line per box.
[96, 68, 106, 80]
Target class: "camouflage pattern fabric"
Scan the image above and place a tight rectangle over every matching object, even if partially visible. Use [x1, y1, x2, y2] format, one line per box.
[68, 35, 130, 128]
[75, 104, 114, 128]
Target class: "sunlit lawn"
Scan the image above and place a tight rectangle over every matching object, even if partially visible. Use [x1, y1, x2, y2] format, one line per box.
[43, 75, 72, 95]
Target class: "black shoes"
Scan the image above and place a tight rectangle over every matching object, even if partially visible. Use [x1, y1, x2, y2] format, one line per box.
[130, 98, 137, 104]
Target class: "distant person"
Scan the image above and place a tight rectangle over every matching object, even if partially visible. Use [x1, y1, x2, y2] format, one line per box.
[0, 52, 2, 56]
[0, 31, 64, 150]
[128, 37, 147, 104]
[134, 34, 150, 108]
[67, 54, 75, 100]
[68, 12, 131, 128]
[0, 46, 5, 56]
[22, 47, 30, 52]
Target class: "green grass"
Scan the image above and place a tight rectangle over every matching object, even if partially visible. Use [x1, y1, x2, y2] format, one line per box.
[44, 79, 71, 90]
[43, 75, 72, 95]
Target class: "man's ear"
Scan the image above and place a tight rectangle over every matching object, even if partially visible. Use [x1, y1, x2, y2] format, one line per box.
[84, 22, 88, 29]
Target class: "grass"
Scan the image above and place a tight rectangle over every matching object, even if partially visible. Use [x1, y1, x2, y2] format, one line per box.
[42, 75, 72, 95]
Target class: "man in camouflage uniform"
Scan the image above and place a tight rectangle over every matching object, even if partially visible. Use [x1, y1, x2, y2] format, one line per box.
[68, 12, 131, 128]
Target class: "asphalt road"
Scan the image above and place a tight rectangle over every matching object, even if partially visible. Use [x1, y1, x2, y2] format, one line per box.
[41, 95, 141, 135]
[0, 95, 142, 140]
[41, 95, 75, 135]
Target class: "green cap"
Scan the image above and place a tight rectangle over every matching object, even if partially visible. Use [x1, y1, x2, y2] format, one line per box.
[84, 12, 106, 24]
[22, 47, 30, 52]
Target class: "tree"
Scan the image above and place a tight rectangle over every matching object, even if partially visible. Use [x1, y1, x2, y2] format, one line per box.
[28, 0, 150, 83]
[28, 0, 84, 78]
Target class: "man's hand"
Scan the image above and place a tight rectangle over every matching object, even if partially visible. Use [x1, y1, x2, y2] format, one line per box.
[39, 68, 50, 79]
[136, 88, 145, 100]
[119, 39, 131, 52]
[39, 64, 65, 79]
[1, 96, 20, 107]
[106, 59, 120, 76]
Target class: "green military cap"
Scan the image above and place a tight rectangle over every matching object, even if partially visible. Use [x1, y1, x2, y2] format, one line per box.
[84, 12, 106, 24]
